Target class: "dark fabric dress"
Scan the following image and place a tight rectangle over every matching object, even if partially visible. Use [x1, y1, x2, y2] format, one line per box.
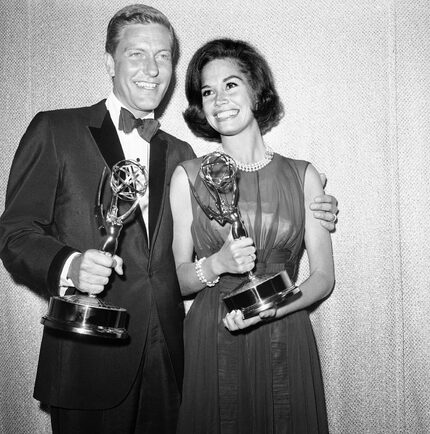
[177, 154, 328, 434]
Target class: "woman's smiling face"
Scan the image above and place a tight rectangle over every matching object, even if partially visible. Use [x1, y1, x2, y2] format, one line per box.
[200, 58, 258, 137]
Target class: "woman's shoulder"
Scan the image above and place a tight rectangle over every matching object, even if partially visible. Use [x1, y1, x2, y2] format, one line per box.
[179, 156, 205, 183]
[274, 154, 310, 179]
[180, 156, 204, 169]
[275, 153, 309, 169]
[180, 156, 204, 172]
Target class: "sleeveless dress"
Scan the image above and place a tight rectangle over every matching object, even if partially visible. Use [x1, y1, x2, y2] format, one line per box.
[177, 154, 328, 434]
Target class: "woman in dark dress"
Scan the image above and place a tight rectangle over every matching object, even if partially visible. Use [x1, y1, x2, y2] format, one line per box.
[170, 38, 335, 433]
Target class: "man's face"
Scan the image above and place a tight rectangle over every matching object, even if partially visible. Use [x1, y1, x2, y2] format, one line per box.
[105, 23, 173, 117]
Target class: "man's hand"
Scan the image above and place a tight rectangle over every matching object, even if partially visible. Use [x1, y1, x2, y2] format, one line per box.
[310, 173, 339, 231]
[68, 249, 124, 295]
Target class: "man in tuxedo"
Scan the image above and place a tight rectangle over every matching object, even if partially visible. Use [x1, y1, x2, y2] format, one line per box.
[0, 4, 338, 434]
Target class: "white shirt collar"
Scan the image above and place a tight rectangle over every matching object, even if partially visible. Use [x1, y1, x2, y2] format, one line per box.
[105, 92, 155, 130]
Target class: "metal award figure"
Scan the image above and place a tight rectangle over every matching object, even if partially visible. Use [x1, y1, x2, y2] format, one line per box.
[191, 152, 301, 319]
[41, 160, 148, 339]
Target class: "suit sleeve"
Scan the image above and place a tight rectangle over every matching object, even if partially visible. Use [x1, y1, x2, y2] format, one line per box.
[0, 112, 77, 294]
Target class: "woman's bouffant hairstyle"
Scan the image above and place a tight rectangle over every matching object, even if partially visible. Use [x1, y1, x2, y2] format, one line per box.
[183, 38, 284, 142]
[105, 4, 178, 64]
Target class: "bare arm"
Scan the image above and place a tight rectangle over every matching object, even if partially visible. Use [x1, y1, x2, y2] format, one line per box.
[224, 163, 335, 330]
[278, 164, 335, 313]
[170, 165, 255, 296]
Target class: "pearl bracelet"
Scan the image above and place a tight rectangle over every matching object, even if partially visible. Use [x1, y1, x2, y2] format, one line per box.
[194, 257, 220, 287]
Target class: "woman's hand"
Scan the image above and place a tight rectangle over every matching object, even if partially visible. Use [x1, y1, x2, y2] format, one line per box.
[223, 308, 277, 331]
[211, 233, 256, 276]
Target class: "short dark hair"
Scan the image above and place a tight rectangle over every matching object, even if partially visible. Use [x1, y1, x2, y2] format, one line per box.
[183, 38, 284, 142]
[105, 4, 178, 62]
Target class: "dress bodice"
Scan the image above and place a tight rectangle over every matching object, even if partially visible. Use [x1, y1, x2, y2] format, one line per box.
[181, 153, 309, 278]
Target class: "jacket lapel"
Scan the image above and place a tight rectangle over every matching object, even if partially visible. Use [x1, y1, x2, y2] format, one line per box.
[88, 103, 148, 250]
[148, 131, 168, 246]
[88, 107, 125, 169]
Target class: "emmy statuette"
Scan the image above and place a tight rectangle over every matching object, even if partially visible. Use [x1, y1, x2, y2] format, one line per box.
[41, 159, 147, 339]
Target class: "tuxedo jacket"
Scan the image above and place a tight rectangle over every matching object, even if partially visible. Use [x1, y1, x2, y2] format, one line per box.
[0, 100, 195, 409]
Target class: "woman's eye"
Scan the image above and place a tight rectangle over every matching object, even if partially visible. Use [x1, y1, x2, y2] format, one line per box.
[202, 89, 212, 97]
[226, 82, 238, 90]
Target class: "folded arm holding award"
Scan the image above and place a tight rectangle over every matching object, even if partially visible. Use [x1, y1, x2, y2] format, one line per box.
[170, 38, 335, 432]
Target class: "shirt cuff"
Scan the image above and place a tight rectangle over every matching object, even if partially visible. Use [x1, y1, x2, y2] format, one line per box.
[59, 252, 81, 296]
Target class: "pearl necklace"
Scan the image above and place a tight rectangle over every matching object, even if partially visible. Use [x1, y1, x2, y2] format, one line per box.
[217, 145, 274, 172]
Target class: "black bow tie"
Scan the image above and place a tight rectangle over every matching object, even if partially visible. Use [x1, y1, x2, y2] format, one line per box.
[118, 107, 160, 142]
